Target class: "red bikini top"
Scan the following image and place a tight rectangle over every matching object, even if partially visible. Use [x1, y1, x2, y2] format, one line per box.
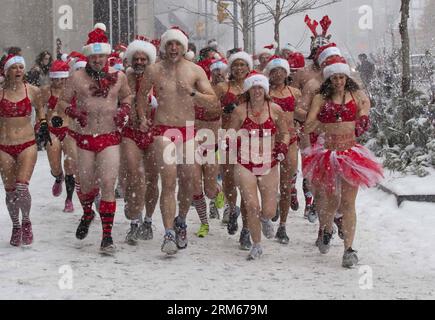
[0, 84, 32, 118]
[47, 89, 59, 111]
[272, 87, 295, 113]
[317, 93, 358, 123]
[240, 102, 277, 137]
[221, 85, 239, 109]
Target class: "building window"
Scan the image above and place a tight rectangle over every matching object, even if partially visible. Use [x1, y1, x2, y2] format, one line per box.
[94, 0, 137, 46]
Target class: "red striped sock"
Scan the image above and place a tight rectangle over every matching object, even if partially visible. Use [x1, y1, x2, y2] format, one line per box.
[99, 201, 116, 239]
[77, 188, 99, 215]
[193, 193, 208, 225]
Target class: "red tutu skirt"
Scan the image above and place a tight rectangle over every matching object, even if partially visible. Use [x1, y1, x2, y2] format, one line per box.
[302, 142, 384, 194]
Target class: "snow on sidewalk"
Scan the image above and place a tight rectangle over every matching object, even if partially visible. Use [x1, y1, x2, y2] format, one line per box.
[0, 152, 434, 300]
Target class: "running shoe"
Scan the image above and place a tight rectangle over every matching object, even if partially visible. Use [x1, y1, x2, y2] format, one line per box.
[138, 221, 153, 240]
[317, 228, 333, 254]
[342, 248, 359, 268]
[239, 228, 252, 251]
[196, 224, 209, 238]
[52, 180, 63, 197]
[21, 221, 33, 246]
[174, 217, 188, 249]
[63, 199, 74, 213]
[275, 225, 289, 244]
[261, 218, 274, 239]
[100, 236, 116, 255]
[247, 244, 263, 260]
[125, 223, 140, 245]
[161, 231, 178, 255]
[76, 211, 95, 240]
[10, 227, 22, 247]
[227, 206, 240, 235]
[222, 204, 230, 224]
[209, 200, 220, 219]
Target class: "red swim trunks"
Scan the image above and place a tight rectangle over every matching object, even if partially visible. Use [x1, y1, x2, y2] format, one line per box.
[68, 130, 121, 153]
[122, 126, 154, 150]
[152, 125, 196, 143]
[0, 140, 36, 159]
[49, 126, 69, 142]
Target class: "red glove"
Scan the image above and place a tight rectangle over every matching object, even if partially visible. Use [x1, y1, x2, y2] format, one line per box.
[65, 104, 88, 128]
[355, 115, 370, 137]
[114, 103, 131, 129]
[272, 142, 289, 162]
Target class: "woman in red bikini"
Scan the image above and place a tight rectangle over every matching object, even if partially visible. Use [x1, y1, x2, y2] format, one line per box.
[214, 50, 252, 249]
[230, 71, 291, 260]
[0, 54, 47, 246]
[41, 60, 78, 213]
[265, 56, 302, 244]
[304, 56, 383, 268]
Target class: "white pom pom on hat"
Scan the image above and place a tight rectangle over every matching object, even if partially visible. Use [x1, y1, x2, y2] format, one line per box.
[94, 23, 107, 32]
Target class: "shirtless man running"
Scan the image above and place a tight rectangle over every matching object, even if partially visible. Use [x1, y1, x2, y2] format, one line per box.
[59, 24, 132, 253]
[137, 27, 219, 255]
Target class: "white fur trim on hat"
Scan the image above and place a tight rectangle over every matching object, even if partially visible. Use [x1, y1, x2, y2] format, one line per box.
[228, 52, 253, 71]
[160, 29, 188, 54]
[318, 47, 342, 66]
[73, 60, 87, 71]
[49, 71, 70, 79]
[82, 42, 112, 56]
[4, 56, 26, 72]
[264, 58, 290, 76]
[94, 23, 107, 32]
[125, 40, 157, 65]
[244, 73, 269, 94]
[210, 61, 228, 72]
[323, 63, 351, 79]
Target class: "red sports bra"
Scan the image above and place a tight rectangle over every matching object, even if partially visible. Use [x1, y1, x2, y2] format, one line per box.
[221, 85, 239, 110]
[240, 102, 277, 137]
[0, 84, 32, 118]
[317, 93, 358, 123]
[272, 87, 295, 113]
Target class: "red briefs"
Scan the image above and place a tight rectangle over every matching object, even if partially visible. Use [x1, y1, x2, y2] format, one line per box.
[0, 140, 36, 159]
[152, 125, 196, 143]
[68, 130, 121, 153]
[49, 126, 69, 142]
[122, 126, 154, 150]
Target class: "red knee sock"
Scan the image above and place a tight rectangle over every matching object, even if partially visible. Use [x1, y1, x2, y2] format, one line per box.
[77, 188, 99, 216]
[99, 201, 116, 239]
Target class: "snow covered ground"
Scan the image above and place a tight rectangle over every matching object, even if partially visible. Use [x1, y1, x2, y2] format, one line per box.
[1, 152, 435, 300]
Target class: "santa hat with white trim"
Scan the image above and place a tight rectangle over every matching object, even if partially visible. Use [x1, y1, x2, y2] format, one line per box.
[264, 55, 290, 76]
[82, 23, 112, 56]
[288, 52, 305, 71]
[49, 60, 70, 78]
[68, 52, 88, 71]
[228, 50, 253, 71]
[315, 43, 342, 66]
[258, 42, 278, 56]
[3, 54, 26, 73]
[160, 26, 189, 54]
[322, 55, 350, 79]
[210, 58, 228, 73]
[125, 36, 157, 65]
[243, 70, 269, 94]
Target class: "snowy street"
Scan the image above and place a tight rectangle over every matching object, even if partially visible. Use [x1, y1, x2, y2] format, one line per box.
[1, 152, 434, 300]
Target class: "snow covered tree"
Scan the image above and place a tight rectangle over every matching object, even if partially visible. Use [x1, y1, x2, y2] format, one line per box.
[366, 51, 435, 177]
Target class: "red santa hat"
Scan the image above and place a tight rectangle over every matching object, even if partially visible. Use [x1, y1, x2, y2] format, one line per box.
[264, 55, 290, 76]
[49, 60, 70, 78]
[259, 42, 278, 56]
[288, 52, 305, 71]
[3, 54, 26, 73]
[243, 70, 269, 94]
[69, 52, 88, 71]
[125, 36, 157, 65]
[210, 58, 228, 73]
[82, 23, 112, 56]
[108, 53, 124, 71]
[315, 43, 342, 66]
[160, 26, 189, 54]
[322, 56, 350, 79]
[228, 50, 253, 71]
[114, 43, 127, 52]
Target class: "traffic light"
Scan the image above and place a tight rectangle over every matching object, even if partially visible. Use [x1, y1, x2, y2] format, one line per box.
[217, 0, 230, 23]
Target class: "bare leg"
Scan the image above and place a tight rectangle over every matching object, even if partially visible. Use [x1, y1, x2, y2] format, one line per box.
[279, 143, 298, 225]
[122, 138, 145, 221]
[144, 145, 159, 219]
[338, 180, 359, 250]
